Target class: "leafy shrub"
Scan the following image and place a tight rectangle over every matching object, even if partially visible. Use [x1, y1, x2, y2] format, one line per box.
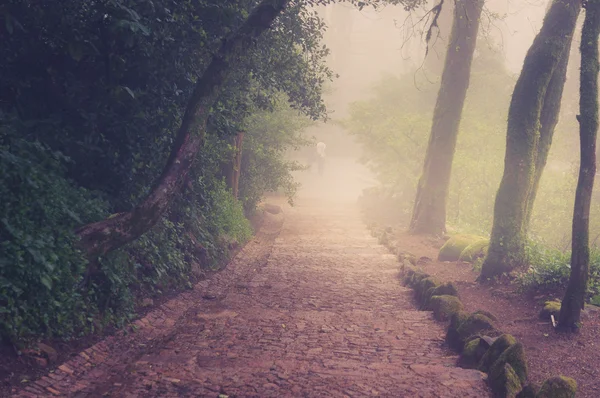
[515, 241, 600, 301]
[0, 120, 109, 343]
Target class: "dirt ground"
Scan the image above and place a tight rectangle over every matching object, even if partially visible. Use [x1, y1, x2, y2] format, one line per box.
[389, 230, 600, 397]
[10, 194, 490, 397]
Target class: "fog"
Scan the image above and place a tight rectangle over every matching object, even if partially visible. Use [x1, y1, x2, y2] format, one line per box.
[294, 0, 553, 203]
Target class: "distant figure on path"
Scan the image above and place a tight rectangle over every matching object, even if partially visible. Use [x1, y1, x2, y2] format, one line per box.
[316, 141, 326, 175]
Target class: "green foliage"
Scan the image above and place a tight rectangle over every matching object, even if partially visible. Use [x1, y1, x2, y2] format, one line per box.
[515, 242, 600, 301]
[0, 0, 330, 344]
[207, 181, 253, 247]
[0, 118, 109, 342]
[239, 94, 314, 211]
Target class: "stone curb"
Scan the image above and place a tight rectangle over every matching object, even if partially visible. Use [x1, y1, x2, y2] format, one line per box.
[367, 223, 578, 398]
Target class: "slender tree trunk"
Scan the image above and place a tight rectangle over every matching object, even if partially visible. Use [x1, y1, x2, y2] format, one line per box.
[223, 132, 245, 198]
[525, 37, 575, 228]
[232, 132, 244, 199]
[409, 0, 484, 235]
[480, 0, 581, 279]
[558, 0, 600, 332]
[75, 0, 289, 258]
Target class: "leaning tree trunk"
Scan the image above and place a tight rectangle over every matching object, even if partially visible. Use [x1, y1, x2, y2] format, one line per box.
[558, 0, 600, 332]
[525, 34, 575, 228]
[409, 0, 484, 235]
[75, 0, 289, 259]
[479, 0, 581, 280]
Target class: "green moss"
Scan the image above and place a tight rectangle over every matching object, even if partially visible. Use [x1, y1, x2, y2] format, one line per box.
[407, 271, 429, 287]
[415, 277, 439, 304]
[473, 309, 498, 322]
[422, 282, 458, 308]
[479, 334, 517, 373]
[439, 234, 486, 261]
[446, 310, 470, 350]
[490, 363, 523, 398]
[490, 343, 528, 384]
[539, 301, 561, 320]
[460, 337, 488, 369]
[456, 313, 496, 348]
[516, 384, 537, 398]
[428, 295, 464, 321]
[536, 376, 577, 398]
[430, 282, 459, 297]
[459, 239, 489, 263]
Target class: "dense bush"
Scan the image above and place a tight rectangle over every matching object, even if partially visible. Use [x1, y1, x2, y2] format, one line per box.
[515, 243, 600, 303]
[0, 118, 109, 341]
[0, 0, 328, 343]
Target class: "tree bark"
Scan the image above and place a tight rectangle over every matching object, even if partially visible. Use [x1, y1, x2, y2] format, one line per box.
[75, 0, 289, 258]
[409, 0, 484, 235]
[223, 132, 245, 198]
[558, 0, 600, 332]
[479, 0, 581, 279]
[525, 36, 575, 228]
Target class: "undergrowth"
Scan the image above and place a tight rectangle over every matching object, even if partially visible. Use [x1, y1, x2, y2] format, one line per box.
[0, 124, 253, 345]
[514, 242, 600, 305]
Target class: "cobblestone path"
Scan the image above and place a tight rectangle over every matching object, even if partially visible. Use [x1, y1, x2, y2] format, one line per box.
[15, 198, 489, 397]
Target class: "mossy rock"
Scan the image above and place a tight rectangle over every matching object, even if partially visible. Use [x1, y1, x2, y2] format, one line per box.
[539, 301, 561, 321]
[446, 310, 470, 351]
[430, 282, 459, 298]
[422, 282, 458, 308]
[490, 343, 528, 385]
[455, 313, 496, 350]
[473, 309, 498, 322]
[490, 363, 523, 398]
[428, 295, 464, 321]
[406, 271, 429, 287]
[480, 334, 517, 373]
[459, 239, 489, 263]
[438, 234, 485, 262]
[516, 384, 538, 398]
[415, 277, 439, 304]
[398, 251, 417, 266]
[460, 337, 491, 369]
[536, 376, 577, 398]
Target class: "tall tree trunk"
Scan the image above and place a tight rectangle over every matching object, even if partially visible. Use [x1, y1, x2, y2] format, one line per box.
[409, 0, 484, 235]
[223, 132, 245, 198]
[525, 38, 575, 228]
[479, 0, 581, 279]
[75, 0, 289, 259]
[558, 0, 600, 332]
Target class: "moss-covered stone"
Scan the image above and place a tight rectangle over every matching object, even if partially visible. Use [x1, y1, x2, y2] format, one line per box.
[415, 277, 440, 304]
[428, 295, 464, 321]
[490, 363, 523, 398]
[406, 271, 429, 287]
[516, 384, 537, 398]
[460, 337, 490, 369]
[459, 239, 490, 263]
[473, 309, 498, 322]
[490, 343, 528, 384]
[479, 334, 517, 373]
[446, 310, 470, 351]
[422, 282, 458, 308]
[536, 376, 577, 398]
[398, 251, 417, 266]
[539, 301, 561, 321]
[438, 234, 486, 262]
[455, 313, 496, 350]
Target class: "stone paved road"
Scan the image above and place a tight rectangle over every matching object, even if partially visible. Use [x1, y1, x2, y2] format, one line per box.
[15, 197, 489, 398]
